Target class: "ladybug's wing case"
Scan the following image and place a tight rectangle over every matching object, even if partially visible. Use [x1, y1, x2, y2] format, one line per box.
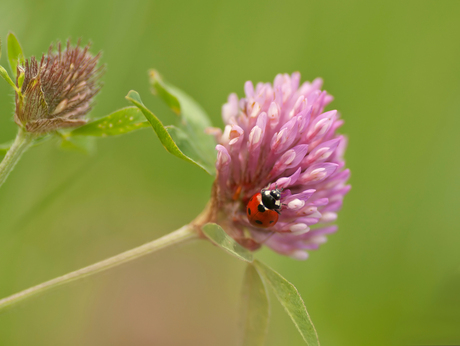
[246, 194, 261, 223]
[247, 193, 279, 228]
[258, 209, 279, 228]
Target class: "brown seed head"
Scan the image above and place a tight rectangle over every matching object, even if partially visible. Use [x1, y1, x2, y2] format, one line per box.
[15, 39, 104, 133]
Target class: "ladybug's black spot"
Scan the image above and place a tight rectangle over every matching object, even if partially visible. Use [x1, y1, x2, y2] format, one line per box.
[269, 221, 274, 224]
[258, 205, 265, 212]
[255, 220, 263, 225]
[247, 208, 251, 215]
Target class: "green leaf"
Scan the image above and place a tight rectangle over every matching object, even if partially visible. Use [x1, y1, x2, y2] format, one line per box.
[202, 223, 253, 262]
[0, 65, 17, 90]
[254, 260, 320, 346]
[60, 136, 96, 154]
[150, 71, 181, 114]
[69, 107, 150, 137]
[126, 90, 214, 175]
[165, 125, 213, 166]
[7, 32, 25, 78]
[239, 263, 270, 346]
[148, 70, 216, 174]
[17, 70, 25, 89]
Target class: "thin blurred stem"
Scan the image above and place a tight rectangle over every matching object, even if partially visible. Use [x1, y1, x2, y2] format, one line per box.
[0, 128, 35, 189]
[0, 225, 199, 312]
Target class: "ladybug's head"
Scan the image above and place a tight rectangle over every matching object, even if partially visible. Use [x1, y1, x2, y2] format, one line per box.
[269, 189, 281, 201]
[261, 187, 282, 211]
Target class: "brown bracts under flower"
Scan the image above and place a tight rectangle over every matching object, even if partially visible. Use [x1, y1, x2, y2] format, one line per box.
[14, 40, 104, 133]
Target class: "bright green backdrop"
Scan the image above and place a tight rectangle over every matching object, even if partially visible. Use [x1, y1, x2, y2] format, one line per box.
[1, 1, 459, 345]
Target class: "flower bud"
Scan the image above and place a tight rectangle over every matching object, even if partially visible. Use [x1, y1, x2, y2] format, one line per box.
[14, 40, 104, 133]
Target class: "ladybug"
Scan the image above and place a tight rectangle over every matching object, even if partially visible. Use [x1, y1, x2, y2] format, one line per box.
[246, 186, 282, 228]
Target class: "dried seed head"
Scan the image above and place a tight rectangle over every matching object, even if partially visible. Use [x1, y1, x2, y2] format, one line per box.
[14, 39, 104, 133]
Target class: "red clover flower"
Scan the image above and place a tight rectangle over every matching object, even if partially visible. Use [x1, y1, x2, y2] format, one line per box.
[211, 73, 350, 259]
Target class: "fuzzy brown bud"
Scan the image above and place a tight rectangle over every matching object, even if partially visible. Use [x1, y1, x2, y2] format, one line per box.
[14, 40, 104, 133]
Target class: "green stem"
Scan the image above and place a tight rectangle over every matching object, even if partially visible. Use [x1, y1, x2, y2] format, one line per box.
[0, 128, 35, 189]
[0, 225, 199, 312]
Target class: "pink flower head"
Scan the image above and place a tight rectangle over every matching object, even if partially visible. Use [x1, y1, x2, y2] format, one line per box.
[212, 73, 350, 260]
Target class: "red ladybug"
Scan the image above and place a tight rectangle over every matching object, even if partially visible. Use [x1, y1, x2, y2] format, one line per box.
[246, 187, 282, 228]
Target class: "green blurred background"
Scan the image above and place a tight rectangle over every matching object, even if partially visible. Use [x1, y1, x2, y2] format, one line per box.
[1, 0, 459, 345]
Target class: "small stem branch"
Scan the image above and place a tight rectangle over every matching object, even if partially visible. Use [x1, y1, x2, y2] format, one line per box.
[0, 225, 198, 312]
[0, 128, 35, 189]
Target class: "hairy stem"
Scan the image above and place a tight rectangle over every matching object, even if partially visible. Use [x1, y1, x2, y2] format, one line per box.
[0, 225, 199, 312]
[0, 128, 35, 189]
